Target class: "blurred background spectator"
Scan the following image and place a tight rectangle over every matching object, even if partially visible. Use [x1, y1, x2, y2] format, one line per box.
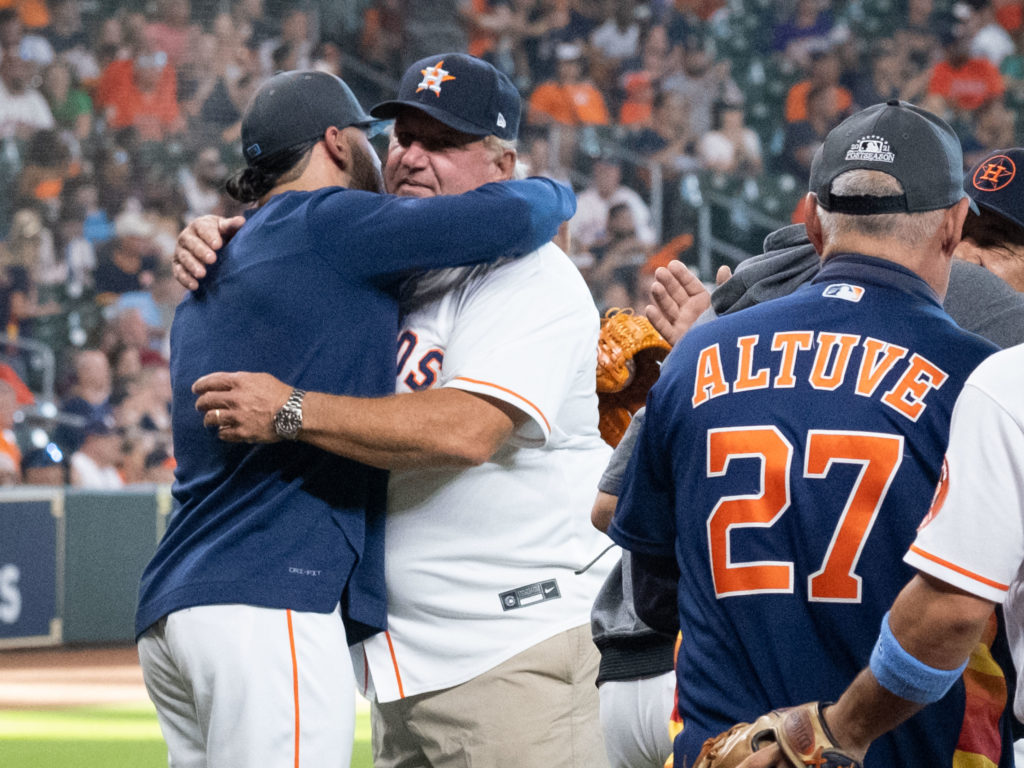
[527, 41, 611, 126]
[69, 416, 123, 488]
[0, 0, 1020, 486]
[784, 48, 851, 123]
[571, 155, 657, 260]
[177, 144, 228, 220]
[662, 31, 742, 137]
[782, 82, 844, 178]
[94, 48, 185, 142]
[923, 21, 1005, 119]
[0, 51, 55, 138]
[93, 211, 159, 298]
[0, 7, 54, 73]
[773, 0, 841, 68]
[21, 441, 67, 484]
[53, 348, 113, 455]
[698, 99, 763, 177]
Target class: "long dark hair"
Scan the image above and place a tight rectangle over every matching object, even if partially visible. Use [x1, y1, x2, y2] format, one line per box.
[225, 137, 320, 203]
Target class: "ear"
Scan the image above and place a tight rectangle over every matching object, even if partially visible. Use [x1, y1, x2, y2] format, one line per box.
[321, 125, 352, 171]
[803, 194, 825, 255]
[941, 197, 971, 256]
[495, 149, 517, 180]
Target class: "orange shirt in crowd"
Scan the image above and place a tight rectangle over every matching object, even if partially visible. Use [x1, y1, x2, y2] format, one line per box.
[467, 0, 496, 59]
[0, 364, 34, 406]
[674, 0, 726, 21]
[0, 0, 48, 28]
[785, 80, 853, 123]
[0, 433, 21, 472]
[619, 71, 654, 126]
[95, 59, 184, 141]
[927, 58, 1005, 111]
[996, 1, 1024, 32]
[619, 100, 652, 126]
[528, 81, 611, 125]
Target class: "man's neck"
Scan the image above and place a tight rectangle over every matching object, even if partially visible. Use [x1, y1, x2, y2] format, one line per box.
[823, 236, 950, 299]
[259, 169, 349, 207]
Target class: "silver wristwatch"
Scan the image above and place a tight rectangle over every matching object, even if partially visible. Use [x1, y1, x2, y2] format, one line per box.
[273, 388, 306, 440]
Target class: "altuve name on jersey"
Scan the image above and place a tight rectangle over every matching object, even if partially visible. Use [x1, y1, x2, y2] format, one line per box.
[691, 331, 947, 422]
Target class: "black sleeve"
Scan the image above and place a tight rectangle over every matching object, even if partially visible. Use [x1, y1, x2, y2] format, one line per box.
[631, 551, 681, 636]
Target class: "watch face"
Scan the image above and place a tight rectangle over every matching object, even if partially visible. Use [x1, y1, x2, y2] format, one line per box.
[274, 404, 301, 439]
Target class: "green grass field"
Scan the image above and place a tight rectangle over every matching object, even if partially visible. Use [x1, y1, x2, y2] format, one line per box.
[0, 703, 374, 767]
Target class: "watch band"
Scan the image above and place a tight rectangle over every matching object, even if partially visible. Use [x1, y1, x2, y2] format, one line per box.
[273, 388, 307, 440]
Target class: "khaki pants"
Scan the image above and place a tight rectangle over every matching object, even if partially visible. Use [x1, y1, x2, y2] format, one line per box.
[372, 624, 610, 768]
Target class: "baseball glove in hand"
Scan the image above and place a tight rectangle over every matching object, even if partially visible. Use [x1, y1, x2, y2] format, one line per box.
[596, 308, 671, 447]
[693, 702, 862, 768]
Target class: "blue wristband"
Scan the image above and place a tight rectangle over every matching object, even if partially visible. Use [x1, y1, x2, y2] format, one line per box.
[869, 611, 968, 704]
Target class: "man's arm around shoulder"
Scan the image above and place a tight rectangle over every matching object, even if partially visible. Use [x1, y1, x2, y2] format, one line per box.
[194, 371, 526, 469]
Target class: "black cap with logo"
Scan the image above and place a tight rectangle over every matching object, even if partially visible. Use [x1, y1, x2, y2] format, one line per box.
[241, 70, 378, 167]
[371, 53, 521, 141]
[966, 147, 1024, 231]
[809, 100, 976, 215]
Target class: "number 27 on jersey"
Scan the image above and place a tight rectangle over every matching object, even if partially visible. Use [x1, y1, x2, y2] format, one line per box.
[706, 426, 904, 603]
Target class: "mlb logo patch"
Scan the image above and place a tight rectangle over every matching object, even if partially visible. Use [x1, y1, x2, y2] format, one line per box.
[822, 283, 865, 302]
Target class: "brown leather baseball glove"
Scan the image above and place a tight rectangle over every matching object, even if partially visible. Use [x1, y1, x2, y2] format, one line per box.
[596, 308, 671, 447]
[692, 703, 862, 768]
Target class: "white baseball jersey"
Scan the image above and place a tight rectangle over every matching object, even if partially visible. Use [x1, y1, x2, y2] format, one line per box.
[904, 343, 1024, 719]
[355, 243, 614, 702]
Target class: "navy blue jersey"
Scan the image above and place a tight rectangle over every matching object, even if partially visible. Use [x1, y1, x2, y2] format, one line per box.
[610, 254, 1008, 767]
[136, 178, 575, 643]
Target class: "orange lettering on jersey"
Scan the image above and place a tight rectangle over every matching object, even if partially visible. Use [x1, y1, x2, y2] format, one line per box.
[707, 426, 794, 596]
[881, 353, 948, 421]
[854, 338, 908, 397]
[692, 343, 730, 407]
[770, 331, 813, 388]
[733, 335, 770, 392]
[808, 332, 860, 391]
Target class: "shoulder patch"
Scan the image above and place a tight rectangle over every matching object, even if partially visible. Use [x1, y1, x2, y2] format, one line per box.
[821, 283, 865, 302]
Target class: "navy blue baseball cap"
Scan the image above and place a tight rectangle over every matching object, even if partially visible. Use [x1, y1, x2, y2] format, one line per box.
[241, 70, 380, 167]
[810, 100, 977, 215]
[966, 147, 1024, 231]
[370, 53, 521, 141]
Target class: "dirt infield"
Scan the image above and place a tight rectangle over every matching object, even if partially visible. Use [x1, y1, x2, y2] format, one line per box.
[0, 645, 149, 710]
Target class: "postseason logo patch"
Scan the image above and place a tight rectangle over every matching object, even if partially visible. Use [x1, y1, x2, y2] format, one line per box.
[822, 283, 865, 302]
[846, 135, 895, 164]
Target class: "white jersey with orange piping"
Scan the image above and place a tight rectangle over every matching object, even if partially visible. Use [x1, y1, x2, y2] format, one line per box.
[353, 242, 615, 702]
[904, 344, 1024, 716]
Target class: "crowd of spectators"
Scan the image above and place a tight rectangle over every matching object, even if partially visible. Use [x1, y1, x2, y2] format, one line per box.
[0, 0, 1020, 487]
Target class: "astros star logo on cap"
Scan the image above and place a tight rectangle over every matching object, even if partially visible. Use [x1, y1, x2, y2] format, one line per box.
[417, 60, 456, 97]
[973, 155, 1016, 192]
